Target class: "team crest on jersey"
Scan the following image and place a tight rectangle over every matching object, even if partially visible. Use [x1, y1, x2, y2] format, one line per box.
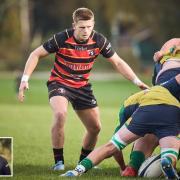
[89, 50, 95, 56]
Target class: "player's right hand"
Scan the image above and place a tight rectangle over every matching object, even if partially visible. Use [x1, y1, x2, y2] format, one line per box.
[18, 81, 29, 102]
[153, 51, 163, 62]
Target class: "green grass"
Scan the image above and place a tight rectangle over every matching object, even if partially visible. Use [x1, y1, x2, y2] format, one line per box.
[0, 75, 174, 179]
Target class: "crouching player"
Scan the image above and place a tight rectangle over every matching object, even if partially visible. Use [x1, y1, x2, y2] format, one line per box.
[61, 74, 180, 179]
[152, 38, 180, 85]
[123, 38, 180, 177]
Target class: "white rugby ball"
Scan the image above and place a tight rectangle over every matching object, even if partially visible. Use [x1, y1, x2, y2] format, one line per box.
[138, 154, 163, 178]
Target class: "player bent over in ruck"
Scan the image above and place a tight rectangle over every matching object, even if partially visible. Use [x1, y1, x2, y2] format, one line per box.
[61, 74, 180, 179]
[122, 38, 180, 177]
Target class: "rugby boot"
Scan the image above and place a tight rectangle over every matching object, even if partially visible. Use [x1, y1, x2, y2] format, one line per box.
[161, 157, 179, 180]
[52, 161, 65, 171]
[60, 164, 85, 177]
[121, 166, 137, 177]
[60, 170, 80, 177]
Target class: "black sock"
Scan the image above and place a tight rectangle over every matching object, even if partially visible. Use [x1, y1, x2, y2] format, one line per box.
[53, 148, 64, 164]
[79, 148, 92, 162]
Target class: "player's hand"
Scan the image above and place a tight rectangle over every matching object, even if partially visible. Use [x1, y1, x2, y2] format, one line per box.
[18, 81, 29, 102]
[138, 82, 150, 90]
[153, 51, 163, 62]
[133, 78, 150, 90]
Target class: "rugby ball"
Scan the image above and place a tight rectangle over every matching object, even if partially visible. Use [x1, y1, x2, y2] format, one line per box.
[138, 154, 163, 178]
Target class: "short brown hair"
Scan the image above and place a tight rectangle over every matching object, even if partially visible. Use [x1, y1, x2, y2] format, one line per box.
[72, 7, 94, 23]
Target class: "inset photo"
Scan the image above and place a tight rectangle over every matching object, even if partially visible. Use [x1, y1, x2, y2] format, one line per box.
[0, 137, 13, 177]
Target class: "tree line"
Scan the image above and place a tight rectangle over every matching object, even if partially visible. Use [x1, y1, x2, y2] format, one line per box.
[0, 0, 179, 70]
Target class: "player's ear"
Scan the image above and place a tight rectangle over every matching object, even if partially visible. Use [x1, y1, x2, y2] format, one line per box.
[72, 22, 75, 29]
[92, 20, 95, 27]
[173, 46, 180, 56]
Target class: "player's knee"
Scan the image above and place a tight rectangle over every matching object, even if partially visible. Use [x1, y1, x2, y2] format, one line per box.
[54, 111, 67, 121]
[93, 123, 101, 134]
[88, 123, 101, 135]
[53, 111, 67, 128]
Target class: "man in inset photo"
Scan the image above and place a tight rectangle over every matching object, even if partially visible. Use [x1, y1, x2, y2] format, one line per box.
[0, 138, 12, 176]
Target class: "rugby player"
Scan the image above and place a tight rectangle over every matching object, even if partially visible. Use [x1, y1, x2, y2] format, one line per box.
[61, 74, 180, 179]
[122, 38, 180, 177]
[18, 7, 148, 170]
[114, 91, 158, 174]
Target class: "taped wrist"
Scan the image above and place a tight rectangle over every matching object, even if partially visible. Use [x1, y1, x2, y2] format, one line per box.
[21, 75, 29, 82]
[132, 77, 142, 86]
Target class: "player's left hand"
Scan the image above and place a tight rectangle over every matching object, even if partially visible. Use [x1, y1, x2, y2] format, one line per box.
[138, 82, 150, 90]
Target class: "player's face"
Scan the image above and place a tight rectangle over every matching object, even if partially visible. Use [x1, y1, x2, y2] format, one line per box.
[73, 19, 94, 42]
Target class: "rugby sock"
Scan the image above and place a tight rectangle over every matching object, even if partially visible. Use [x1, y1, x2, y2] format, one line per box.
[113, 125, 120, 134]
[79, 158, 94, 172]
[79, 148, 92, 162]
[110, 130, 127, 150]
[160, 148, 179, 180]
[53, 148, 64, 164]
[161, 148, 179, 165]
[129, 151, 145, 171]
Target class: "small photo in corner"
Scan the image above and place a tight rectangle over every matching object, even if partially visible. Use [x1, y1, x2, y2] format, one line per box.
[0, 137, 13, 177]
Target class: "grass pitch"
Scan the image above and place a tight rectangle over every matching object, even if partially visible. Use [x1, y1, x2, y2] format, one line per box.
[0, 74, 173, 179]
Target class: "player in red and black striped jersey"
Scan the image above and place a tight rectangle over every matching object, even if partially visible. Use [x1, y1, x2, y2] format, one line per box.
[18, 7, 148, 170]
[43, 28, 115, 88]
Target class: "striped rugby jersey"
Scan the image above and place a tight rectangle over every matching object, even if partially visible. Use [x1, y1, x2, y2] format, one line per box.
[43, 28, 115, 88]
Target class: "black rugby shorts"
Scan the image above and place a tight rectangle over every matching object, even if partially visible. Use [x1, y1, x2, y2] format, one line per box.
[47, 82, 97, 110]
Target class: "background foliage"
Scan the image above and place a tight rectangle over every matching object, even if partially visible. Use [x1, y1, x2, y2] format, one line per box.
[0, 0, 180, 71]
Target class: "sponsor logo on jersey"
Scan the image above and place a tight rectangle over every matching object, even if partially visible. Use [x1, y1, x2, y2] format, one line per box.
[64, 62, 93, 70]
[75, 46, 88, 51]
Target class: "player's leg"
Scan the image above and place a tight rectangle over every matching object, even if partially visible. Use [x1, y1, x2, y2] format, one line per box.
[86, 123, 140, 167]
[60, 142, 118, 177]
[159, 136, 180, 179]
[122, 134, 158, 177]
[121, 104, 165, 177]
[133, 134, 159, 158]
[76, 107, 101, 162]
[50, 96, 69, 170]
[113, 150, 126, 171]
[61, 124, 140, 177]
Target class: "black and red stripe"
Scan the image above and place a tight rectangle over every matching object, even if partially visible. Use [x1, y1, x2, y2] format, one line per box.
[43, 28, 115, 88]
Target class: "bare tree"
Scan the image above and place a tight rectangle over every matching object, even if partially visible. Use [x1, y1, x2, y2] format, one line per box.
[20, 0, 31, 57]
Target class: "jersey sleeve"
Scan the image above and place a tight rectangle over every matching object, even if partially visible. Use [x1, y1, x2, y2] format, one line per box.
[161, 76, 180, 101]
[152, 62, 162, 85]
[97, 33, 115, 58]
[43, 31, 65, 53]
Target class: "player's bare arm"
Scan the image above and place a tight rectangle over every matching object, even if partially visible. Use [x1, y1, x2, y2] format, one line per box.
[18, 46, 49, 102]
[175, 74, 180, 83]
[108, 53, 149, 90]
